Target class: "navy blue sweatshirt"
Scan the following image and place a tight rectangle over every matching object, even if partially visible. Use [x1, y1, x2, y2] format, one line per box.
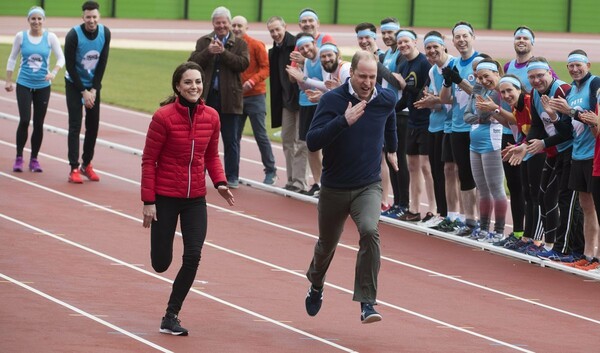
[306, 82, 397, 189]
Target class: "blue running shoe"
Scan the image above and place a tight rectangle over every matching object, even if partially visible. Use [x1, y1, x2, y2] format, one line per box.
[360, 303, 382, 324]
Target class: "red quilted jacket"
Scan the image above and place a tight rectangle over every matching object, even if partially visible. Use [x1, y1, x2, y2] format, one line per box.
[141, 97, 226, 203]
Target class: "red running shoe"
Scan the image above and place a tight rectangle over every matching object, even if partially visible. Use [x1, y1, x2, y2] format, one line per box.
[69, 169, 83, 184]
[80, 164, 100, 181]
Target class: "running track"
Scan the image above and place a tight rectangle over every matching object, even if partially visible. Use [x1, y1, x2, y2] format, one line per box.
[2, 18, 600, 353]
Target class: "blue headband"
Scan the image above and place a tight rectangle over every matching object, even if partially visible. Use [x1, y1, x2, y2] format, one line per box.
[527, 61, 550, 72]
[396, 30, 416, 41]
[476, 62, 498, 72]
[423, 35, 444, 46]
[299, 11, 318, 21]
[318, 43, 338, 55]
[380, 23, 400, 32]
[357, 29, 377, 39]
[453, 24, 473, 35]
[296, 36, 314, 47]
[514, 28, 534, 45]
[567, 54, 589, 64]
[28, 7, 45, 18]
[499, 77, 522, 89]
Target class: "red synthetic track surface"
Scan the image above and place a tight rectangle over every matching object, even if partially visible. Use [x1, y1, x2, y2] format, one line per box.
[1, 17, 600, 353]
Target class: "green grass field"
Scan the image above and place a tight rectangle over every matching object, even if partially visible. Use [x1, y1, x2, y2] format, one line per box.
[0, 44, 584, 141]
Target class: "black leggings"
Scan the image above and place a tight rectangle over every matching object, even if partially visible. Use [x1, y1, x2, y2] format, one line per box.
[428, 131, 447, 216]
[521, 153, 545, 238]
[65, 80, 101, 168]
[502, 134, 525, 232]
[151, 195, 207, 315]
[388, 112, 409, 208]
[593, 176, 600, 226]
[15, 84, 51, 158]
[450, 131, 476, 191]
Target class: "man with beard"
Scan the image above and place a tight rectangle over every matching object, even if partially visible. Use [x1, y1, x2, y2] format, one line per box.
[291, 43, 351, 103]
[286, 33, 324, 196]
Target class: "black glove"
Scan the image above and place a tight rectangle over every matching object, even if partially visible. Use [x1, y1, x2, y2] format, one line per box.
[441, 67, 453, 87]
[448, 66, 462, 84]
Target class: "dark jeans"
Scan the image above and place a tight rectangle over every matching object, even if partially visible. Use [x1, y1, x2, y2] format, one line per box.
[239, 94, 276, 174]
[151, 195, 207, 315]
[65, 80, 101, 168]
[207, 89, 242, 182]
[15, 84, 51, 158]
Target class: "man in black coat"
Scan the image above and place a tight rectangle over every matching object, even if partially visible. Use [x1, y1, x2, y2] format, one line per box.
[266, 16, 309, 192]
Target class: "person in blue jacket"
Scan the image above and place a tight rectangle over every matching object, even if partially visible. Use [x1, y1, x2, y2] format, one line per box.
[303, 51, 398, 324]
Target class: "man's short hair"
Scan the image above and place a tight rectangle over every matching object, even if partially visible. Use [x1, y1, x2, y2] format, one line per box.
[267, 15, 286, 27]
[355, 22, 377, 33]
[82, 1, 99, 11]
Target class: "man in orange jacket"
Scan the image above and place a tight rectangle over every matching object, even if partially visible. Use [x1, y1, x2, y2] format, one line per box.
[232, 15, 277, 185]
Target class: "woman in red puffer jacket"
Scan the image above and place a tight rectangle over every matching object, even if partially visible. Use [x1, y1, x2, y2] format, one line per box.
[141, 61, 235, 336]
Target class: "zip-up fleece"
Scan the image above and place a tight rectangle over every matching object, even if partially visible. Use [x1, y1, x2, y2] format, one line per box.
[141, 97, 226, 203]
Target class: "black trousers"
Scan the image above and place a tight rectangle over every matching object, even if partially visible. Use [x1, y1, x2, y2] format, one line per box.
[65, 80, 101, 168]
[15, 84, 51, 158]
[151, 195, 207, 315]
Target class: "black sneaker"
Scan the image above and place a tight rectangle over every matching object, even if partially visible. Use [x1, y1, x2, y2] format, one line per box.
[160, 313, 189, 336]
[360, 303, 382, 324]
[305, 285, 323, 316]
[302, 184, 320, 197]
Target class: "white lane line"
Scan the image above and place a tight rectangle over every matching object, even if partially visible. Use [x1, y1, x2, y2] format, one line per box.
[0, 173, 562, 352]
[0, 191, 530, 352]
[1, 143, 599, 324]
[0, 214, 358, 353]
[0, 272, 173, 353]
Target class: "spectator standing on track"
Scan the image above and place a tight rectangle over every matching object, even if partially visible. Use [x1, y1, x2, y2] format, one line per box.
[266, 16, 309, 192]
[188, 6, 249, 189]
[64, 0, 110, 183]
[507, 57, 582, 259]
[304, 51, 398, 324]
[547, 50, 600, 270]
[141, 62, 235, 336]
[440, 21, 479, 236]
[379, 18, 410, 218]
[462, 58, 507, 242]
[394, 29, 436, 223]
[286, 33, 324, 196]
[496, 74, 546, 250]
[5, 6, 64, 173]
[230, 15, 277, 185]
[414, 31, 456, 228]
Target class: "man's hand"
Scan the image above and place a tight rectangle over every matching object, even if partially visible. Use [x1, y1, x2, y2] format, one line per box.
[285, 65, 304, 82]
[324, 77, 341, 90]
[386, 152, 398, 171]
[289, 51, 305, 65]
[305, 89, 323, 103]
[442, 66, 461, 85]
[526, 139, 545, 155]
[208, 39, 224, 55]
[344, 100, 367, 126]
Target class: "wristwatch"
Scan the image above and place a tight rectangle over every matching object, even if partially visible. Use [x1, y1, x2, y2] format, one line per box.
[493, 108, 500, 115]
[569, 108, 578, 118]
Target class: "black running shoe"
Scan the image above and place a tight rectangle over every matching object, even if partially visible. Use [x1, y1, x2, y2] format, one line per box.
[160, 313, 189, 336]
[305, 285, 323, 316]
[360, 303, 382, 324]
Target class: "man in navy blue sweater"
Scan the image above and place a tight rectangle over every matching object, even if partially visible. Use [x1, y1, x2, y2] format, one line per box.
[304, 51, 398, 324]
